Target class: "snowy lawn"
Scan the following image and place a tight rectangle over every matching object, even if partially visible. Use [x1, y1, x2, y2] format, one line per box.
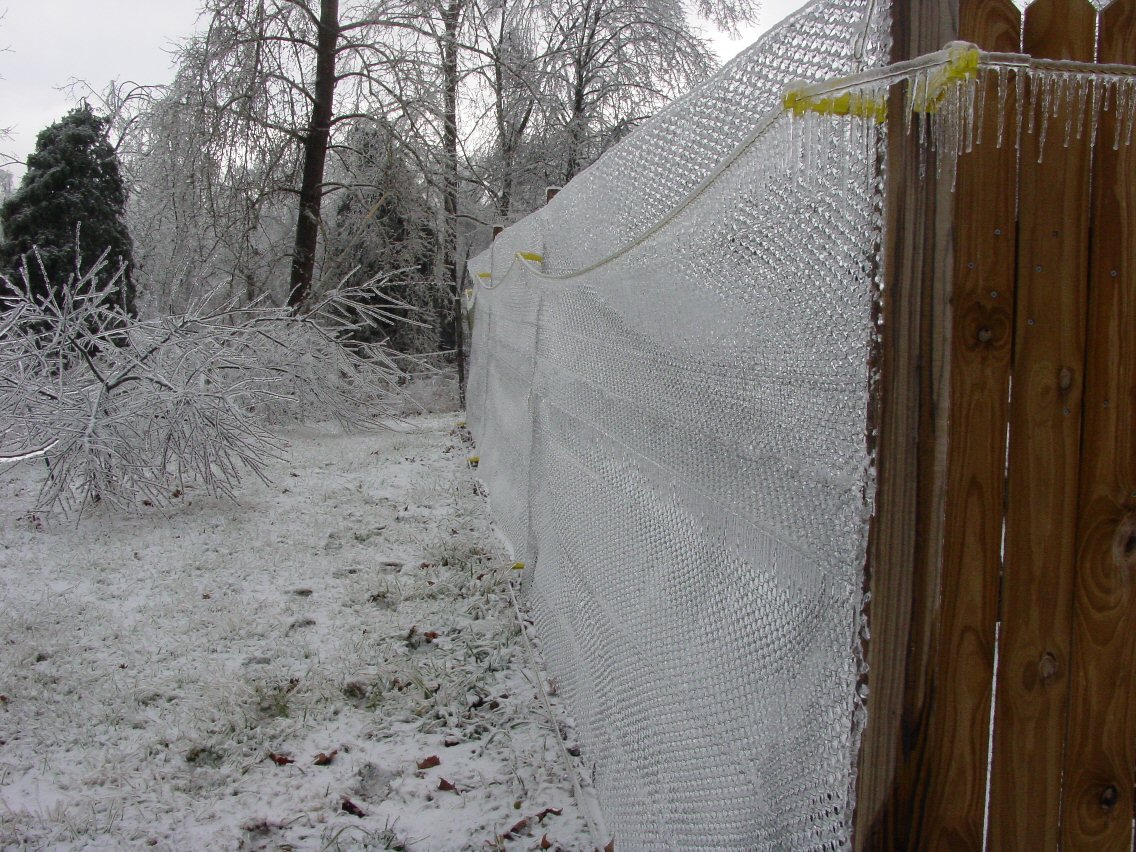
[0, 413, 597, 850]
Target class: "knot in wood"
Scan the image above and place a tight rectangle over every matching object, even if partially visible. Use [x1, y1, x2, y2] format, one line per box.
[1114, 513, 1136, 570]
[1038, 651, 1060, 682]
[1058, 366, 1075, 392]
[1099, 784, 1120, 811]
[976, 325, 993, 344]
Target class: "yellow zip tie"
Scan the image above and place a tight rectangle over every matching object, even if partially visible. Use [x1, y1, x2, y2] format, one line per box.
[467, 456, 480, 468]
[912, 44, 980, 113]
[512, 562, 525, 571]
[517, 251, 543, 263]
[476, 271, 492, 279]
[782, 44, 979, 123]
[783, 89, 888, 123]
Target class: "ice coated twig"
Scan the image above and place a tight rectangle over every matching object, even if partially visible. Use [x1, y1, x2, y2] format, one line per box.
[0, 256, 411, 516]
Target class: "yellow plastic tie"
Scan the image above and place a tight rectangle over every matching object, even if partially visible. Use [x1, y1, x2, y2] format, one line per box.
[512, 562, 526, 571]
[517, 251, 543, 263]
[913, 44, 981, 113]
[476, 271, 492, 279]
[467, 456, 480, 468]
[784, 89, 888, 124]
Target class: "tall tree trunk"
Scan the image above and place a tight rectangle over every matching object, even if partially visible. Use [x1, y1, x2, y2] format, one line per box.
[288, 0, 339, 310]
[441, 0, 466, 405]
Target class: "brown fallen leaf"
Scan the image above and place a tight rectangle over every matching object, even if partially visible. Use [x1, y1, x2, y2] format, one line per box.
[536, 807, 563, 821]
[541, 835, 553, 850]
[341, 797, 366, 818]
[604, 841, 616, 852]
[313, 750, 338, 766]
[267, 752, 294, 766]
[507, 818, 529, 836]
[422, 630, 440, 641]
[438, 777, 460, 793]
[417, 755, 441, 770]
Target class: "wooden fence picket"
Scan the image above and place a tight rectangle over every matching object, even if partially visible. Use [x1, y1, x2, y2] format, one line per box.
[988, 1, 1096, 847]
[1059, 1, 1136, 847]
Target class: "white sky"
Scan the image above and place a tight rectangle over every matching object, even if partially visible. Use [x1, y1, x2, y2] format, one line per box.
[0, 0, 810, 181]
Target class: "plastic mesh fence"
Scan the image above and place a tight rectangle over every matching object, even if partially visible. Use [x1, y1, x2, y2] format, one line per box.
[467, 1, 892, 847]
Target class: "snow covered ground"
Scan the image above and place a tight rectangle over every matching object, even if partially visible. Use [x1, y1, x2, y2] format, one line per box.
[0, 412, 599, 850]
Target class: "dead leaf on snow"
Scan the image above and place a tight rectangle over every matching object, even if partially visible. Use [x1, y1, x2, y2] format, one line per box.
[313, 750, 338, 766]
[267, 752, 294, 766]
[341, 797, 366, 818]
[417, 755, 441, 770]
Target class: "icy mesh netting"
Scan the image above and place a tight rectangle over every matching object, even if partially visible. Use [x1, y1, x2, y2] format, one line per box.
[466, 1, 891, 848]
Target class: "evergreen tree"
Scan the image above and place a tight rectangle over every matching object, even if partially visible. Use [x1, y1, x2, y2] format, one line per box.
[0, 104, 136, 315]
[322, 125, 443, 354]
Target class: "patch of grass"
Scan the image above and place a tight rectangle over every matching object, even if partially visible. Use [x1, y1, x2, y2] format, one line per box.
[251, 678, 299, 720]
[321, 821, 410, 850]
[184, 745, 224, 767]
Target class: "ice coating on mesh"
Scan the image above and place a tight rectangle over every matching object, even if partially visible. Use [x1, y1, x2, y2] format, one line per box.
[466, 0, 891, 848]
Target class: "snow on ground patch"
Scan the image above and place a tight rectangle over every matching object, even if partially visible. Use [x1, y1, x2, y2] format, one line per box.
[0, 413, 595, 850]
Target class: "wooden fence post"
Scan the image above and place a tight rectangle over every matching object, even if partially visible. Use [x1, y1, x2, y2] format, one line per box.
[1059, 1, 1136, 847]
[854, 1, 1021, 847]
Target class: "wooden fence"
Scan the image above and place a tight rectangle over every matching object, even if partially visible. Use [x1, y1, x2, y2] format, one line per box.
[855, 0, 1136, 848]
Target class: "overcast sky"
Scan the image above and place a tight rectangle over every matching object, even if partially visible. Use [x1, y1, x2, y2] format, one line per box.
[0, 0, 809, 181]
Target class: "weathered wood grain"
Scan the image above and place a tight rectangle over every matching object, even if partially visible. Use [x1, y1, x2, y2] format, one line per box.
[987, 1, 1096, 848]
[854, 2, 1024, 848]
[1059, 1, 1136, 848]
[905, 3, 1020, 847]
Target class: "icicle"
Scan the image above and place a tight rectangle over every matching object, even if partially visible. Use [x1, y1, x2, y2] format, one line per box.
[1124, 78, 1136, 148]
[1111, 79, 1125, 150]
[975, 67, 989, 148]
[1015, 70, 1026, 152]
[785, 109, 797, 175]
[1061, 73, 1077, 149]
[905, 71, 922, 137]
[1088, 77, 1102, 152]
[865, 101, 878, 197]
[1036, 72, 1052, 163]
[842, 112, 855, 191]
[1029, 69, 1043, 137]
[996, 66, 1011, 149]
[965, 72, 979, 153]
[803, 110, 816, 195]
[1074, 74, 1090, 142]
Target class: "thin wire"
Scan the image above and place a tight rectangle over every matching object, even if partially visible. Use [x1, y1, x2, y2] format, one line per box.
[512, 45, 968, 283]
[484, 45, 1136, 287]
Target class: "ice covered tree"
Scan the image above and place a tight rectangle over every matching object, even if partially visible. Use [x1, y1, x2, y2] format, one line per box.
[544, 0, 736, 181]
[322, 122, 442, 353]
[0, 104, 135, 315]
